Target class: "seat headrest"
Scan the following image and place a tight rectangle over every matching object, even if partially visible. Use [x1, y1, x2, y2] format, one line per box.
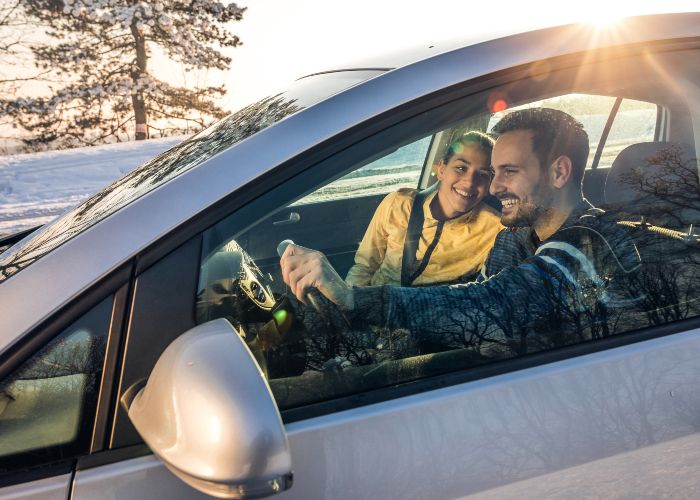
[604, 142, 700, 228]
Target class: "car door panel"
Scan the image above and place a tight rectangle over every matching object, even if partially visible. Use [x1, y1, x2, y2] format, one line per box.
[275, 329, 700, 499]
[71, 329, 700, 499]
[0, 473, 72, 500]
[70, 456, 210, 500]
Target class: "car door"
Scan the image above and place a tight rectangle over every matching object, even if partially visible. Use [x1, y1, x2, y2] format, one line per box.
[66, 40, 700, 500]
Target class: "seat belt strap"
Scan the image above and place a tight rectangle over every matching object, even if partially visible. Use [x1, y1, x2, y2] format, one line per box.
[401, 184, 438, 286]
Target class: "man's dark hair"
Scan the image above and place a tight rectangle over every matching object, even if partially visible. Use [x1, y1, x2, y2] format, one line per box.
[492, 108, 589, 186]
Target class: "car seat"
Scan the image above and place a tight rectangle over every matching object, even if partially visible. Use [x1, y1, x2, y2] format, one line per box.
[604, 141, 700, 231]
[604, 142, 700, 323]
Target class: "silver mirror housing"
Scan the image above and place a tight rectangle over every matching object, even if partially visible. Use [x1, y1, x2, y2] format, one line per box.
[125, 318, 292, 499]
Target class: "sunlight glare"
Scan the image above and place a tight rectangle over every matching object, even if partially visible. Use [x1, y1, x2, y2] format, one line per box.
[578, 7, 628, 29]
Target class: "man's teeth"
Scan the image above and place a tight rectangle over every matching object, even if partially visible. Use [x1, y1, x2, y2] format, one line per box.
[500, 198, 518, 208]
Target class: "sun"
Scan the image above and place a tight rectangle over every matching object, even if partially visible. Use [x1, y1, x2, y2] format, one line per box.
[588, 14, 626, 28]
[578, 8, 628, 29]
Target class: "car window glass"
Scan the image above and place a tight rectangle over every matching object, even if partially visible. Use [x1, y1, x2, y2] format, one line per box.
[294, 136, 431, 204]
[0, 296, 112, 472]
[193, 48, 700, 414]
[602, 98, 658, 166]
[488, 94, 658, 168]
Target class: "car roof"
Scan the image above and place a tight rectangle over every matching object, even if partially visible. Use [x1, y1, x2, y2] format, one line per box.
[2, 12, 700, 351]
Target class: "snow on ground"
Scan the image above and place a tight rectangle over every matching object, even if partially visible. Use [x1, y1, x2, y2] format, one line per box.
[0, 136, 186, 237]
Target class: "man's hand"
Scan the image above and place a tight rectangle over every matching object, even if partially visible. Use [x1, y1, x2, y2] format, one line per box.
[280, 243, 355, 311]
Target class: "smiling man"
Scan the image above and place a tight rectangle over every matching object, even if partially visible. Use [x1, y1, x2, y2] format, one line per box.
[280, 108, 647, 358]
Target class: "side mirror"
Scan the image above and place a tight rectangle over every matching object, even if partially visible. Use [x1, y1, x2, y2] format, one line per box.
[123, 318, 292, 499]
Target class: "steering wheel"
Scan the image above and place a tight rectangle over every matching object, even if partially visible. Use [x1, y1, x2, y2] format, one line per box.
[199, 240, 276, 316]
[198, 240, 307, 377]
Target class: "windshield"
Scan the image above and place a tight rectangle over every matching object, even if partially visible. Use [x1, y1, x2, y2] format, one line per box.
[0, 70, 386, 284]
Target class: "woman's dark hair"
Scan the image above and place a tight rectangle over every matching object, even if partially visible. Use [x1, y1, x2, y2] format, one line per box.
[442, 130, 495, 164]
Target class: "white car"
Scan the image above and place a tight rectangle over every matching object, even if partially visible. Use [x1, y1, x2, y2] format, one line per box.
[1, 12, 700, 499]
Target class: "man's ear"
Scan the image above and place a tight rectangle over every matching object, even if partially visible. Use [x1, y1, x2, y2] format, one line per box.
[550, 155, 572, 188]
[434, 161, 447, 181]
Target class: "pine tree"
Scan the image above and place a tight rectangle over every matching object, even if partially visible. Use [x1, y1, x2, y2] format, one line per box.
[1, 0, 245, 149]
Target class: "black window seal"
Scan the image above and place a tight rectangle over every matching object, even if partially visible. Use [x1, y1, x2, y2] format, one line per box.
[0, 460, 75, 488]
[76, 444, 151, 471]
[90, 281, 132, 454]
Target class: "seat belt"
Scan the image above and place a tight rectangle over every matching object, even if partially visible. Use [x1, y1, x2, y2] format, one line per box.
[401, 184, 439, 286]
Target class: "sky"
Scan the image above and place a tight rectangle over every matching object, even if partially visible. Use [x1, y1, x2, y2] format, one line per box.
[215, 0, 700, 112]
[1, 0, 699, 144]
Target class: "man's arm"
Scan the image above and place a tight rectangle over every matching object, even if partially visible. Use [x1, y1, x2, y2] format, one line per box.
[352, 259, 575, 357]
[281, 243, 583, 357]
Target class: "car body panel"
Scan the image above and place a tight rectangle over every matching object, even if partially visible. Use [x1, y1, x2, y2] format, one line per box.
[2, 13, 700, 351]
[71, 328, 700, 498]
[71, 455, 211, 499]
[0, 473, 71, 500]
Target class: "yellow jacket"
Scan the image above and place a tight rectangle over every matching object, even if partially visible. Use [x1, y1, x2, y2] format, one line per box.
[346, 188, 503, 286]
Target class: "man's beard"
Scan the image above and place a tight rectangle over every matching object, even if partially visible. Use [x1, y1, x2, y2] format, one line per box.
[500, 184, 554, 228]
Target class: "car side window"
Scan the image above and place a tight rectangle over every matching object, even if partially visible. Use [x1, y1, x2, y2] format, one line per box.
[0, 296, 112, 473]
[193, 47, 700, 416]
[294, 136, 432, 204]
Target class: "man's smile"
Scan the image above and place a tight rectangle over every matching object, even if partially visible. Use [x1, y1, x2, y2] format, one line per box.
[499, 197, 519, 209]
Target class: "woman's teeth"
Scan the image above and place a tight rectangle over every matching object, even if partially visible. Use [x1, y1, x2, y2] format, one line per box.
[454, 188, 474, 198]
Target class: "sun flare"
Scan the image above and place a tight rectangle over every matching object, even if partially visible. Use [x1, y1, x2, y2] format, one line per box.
[579, 9, 628, 29]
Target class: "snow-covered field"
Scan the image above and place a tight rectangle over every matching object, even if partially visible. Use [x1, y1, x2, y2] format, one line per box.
[0, 137, 186, 237]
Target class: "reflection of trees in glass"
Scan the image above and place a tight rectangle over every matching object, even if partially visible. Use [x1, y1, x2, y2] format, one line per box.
[0, 298, 110, 466]
[0, 332, 106, 460]
[270, 211, 700, 407]
[0, 95, 302, 283]
[607, 144, 700, 229]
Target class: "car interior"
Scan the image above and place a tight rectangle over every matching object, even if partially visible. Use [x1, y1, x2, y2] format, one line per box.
[191, 45, 700, 411]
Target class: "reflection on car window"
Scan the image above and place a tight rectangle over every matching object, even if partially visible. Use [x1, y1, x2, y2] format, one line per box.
[195, 49, 700, 414]
[0, 296, 111, 472]
[0, 95, 301, 284]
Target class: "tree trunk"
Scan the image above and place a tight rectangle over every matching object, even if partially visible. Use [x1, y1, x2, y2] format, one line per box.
[130, 22, 148, 141]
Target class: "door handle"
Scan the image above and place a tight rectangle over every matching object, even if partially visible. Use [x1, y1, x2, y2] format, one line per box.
[273, 212, 301, 226]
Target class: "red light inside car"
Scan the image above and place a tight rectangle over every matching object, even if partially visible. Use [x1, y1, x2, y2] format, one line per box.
[491, 98, 508, 113]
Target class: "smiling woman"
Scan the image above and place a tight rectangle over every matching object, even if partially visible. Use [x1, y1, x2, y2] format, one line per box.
[345, 131, 502, 287]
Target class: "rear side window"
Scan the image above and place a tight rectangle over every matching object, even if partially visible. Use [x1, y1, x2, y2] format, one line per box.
[488, 94, 658, 168]
[0, 296, 112, 473]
